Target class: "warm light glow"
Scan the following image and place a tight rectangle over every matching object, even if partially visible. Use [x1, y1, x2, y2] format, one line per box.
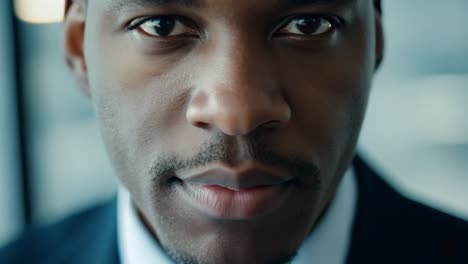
[14, 0, 66, 24]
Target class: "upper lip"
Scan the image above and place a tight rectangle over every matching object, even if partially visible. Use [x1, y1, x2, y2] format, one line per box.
[177, 164, 294, 191]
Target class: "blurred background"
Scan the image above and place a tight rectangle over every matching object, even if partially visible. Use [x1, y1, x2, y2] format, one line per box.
[0, 0, 467, 246]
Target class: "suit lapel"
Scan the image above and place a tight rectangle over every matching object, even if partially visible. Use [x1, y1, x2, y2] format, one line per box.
[345, 154, 403, 264]
[70, 199, 121, 264]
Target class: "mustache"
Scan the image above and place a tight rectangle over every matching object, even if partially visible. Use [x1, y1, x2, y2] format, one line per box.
[149, 134, 320, 186]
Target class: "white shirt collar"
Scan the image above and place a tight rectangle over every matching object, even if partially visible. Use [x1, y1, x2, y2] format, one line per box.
[118, 168, 357, 264]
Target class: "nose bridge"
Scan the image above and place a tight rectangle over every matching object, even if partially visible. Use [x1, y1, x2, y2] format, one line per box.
[217, 37, 273, 108]
[186, 35, 291, 136]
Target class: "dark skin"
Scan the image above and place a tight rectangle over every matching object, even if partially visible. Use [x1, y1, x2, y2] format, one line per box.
[64, 0, 383, 263]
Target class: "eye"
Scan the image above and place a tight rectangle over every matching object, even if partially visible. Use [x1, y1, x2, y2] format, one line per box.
[128, 16, 197, 38]
[277, 15, 338, 37]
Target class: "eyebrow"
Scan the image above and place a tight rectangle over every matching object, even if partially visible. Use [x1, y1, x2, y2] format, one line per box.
[109, 0, 352, 11]
[110, 0, 199, 11]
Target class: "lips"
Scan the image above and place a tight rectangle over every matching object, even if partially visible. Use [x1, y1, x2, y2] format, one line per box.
[176, 165, 294, 220]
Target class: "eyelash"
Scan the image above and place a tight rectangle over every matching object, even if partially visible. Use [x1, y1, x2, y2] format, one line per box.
[127, 15, 193, 31]
[126, 14, 344, 38]
[276, 13, 344, 37]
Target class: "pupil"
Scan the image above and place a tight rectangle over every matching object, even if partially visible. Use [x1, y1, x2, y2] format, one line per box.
[153, 17, 175, 36]
[296, 16, 320, 34]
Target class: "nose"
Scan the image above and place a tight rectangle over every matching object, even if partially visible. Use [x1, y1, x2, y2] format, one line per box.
[186, 39, 291, 136]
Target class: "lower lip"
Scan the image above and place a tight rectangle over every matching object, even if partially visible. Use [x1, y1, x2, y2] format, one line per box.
[179, 183, 289, 220]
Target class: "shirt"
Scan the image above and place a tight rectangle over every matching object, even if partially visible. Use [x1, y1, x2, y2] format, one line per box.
[118, 168, 357, 264]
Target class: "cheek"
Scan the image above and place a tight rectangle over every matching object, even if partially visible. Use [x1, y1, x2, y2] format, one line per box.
[286, 69, 371, 155]
[278, 24, 374, 176]
[84, 37, 195, 192]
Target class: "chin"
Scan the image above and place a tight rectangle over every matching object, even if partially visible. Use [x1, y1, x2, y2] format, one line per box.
[165, 243, 298, 264]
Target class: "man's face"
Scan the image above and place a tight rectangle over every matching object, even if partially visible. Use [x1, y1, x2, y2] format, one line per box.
[65, 0, 382, 263]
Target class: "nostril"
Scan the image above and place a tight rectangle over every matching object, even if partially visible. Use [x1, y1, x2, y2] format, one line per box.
[261, 120, 284, 130]
[194, 121, 210, 129]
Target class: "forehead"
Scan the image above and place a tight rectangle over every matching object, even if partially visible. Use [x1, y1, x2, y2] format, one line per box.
[104, 0, 355, 6]
[92, 0, 360, 14]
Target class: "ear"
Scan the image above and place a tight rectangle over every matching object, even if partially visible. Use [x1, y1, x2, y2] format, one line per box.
[374, 4, 385, 70]
[64, 0, 90, 96]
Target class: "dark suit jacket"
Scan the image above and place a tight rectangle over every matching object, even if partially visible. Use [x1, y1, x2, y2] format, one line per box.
[1, 155, 468, 264]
